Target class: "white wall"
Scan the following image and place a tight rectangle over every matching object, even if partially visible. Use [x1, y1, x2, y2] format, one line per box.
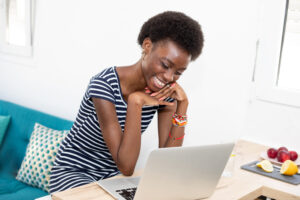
[243, 98, 300, 152]
[0, 0, 260, 169]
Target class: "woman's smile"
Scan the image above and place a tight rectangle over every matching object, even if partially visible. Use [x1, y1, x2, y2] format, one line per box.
[153, 76, 167, 89]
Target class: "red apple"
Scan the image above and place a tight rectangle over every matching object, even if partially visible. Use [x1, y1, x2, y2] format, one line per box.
[277, 150, 290, 162]
[267, 148, 278, 159]
[289, 151, 298, 161]
[278, 146, 288, 152]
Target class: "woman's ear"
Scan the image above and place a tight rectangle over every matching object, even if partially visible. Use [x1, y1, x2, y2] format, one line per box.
[142, 38, 153, 54]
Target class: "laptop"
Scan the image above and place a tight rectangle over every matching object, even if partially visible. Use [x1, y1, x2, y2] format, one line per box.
[98, 142, 234, 200]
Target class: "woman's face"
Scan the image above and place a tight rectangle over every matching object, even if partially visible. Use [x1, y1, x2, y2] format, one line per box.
[141, 39, 191, 92]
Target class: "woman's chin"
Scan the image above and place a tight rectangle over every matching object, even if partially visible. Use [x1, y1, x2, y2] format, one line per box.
[147, 85, 160, 92]
[148, 80, 164, 92]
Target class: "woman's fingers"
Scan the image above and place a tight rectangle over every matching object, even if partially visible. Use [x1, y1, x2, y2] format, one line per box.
[154, 83, 176, 100]
[158, 100, 174, 106]
[150, 83, 173, 96]
[158, 89, 174, 101]
[144, 83, 177, 106]
[144, 87, 151, 94]
[144, 82, 185, 106]
[143, 93, 174, 106]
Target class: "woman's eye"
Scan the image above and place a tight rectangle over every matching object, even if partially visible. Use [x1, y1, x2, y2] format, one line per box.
[175, 72, 182, 76]
[161, 62, 168, 69]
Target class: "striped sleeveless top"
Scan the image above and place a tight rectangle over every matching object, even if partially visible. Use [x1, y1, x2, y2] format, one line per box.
[51, 66, 168, 189]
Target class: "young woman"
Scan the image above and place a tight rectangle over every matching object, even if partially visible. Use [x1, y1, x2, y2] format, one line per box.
[50, 11, 204, 193]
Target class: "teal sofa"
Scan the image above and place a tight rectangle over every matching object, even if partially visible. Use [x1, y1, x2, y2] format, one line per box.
[0, 100, 73, 200]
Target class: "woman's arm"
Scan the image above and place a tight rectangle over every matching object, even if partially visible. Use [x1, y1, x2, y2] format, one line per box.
[155, 83, 188, 148]
[92, 95, 142, 176]
[92, 92, 173, 176]
[158, 99, 188, 148]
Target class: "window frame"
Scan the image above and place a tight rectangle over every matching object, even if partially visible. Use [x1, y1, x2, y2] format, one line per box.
[0, 0, 32, 57]
[254, 0, 300, 108]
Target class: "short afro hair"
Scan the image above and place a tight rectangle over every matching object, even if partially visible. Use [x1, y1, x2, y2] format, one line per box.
[138, 11, 204, 61]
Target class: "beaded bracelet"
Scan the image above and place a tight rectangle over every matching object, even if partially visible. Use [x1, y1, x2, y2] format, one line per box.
[172, 113, 187, 127]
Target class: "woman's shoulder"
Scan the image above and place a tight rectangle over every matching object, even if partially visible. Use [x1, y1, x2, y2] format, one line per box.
[87, 66, 118, 103]
[92, 66, 116, 80]
[88, 66, 119, 92]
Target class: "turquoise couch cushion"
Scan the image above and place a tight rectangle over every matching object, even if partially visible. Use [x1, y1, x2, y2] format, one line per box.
[0, 100, 73, 199]
[0, 176, 47, 200]
[0, 176, 26, 195]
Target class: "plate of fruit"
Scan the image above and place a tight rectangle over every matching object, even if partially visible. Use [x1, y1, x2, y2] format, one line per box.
[260, 146, 300, 166]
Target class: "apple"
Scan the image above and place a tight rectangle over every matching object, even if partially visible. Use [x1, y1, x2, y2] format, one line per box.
[278, 146, 288, 152]
[267, 148, 278, 159]
[277, 150, 290, 162]
[289, 151, 298, 161]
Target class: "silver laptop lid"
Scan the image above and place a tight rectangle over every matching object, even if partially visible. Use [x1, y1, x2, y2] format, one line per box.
[134, 142, 234, 200]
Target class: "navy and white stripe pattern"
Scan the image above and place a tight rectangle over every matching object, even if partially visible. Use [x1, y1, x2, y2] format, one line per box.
[50, 66, 172, 193]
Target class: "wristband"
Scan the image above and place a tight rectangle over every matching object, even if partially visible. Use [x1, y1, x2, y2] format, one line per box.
[172, 113, 187, 127]
[169, 132, 185, 140]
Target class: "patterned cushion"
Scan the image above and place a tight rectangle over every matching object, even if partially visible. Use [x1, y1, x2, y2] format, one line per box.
[16, 123, 69, 192]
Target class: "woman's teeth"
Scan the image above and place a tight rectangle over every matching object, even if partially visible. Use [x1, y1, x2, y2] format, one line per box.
[154, 76, 166, 88]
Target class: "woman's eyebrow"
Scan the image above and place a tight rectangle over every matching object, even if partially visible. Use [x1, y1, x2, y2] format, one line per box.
[161, 57, 175, 66]
[161, 57, 187, 71]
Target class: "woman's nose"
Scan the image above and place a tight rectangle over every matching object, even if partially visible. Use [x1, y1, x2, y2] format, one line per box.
[163, 69, 174, 83]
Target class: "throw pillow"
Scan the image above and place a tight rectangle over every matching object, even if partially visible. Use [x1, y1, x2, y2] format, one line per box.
[16, 123, 69, 192]
[0, 115, 11, 147]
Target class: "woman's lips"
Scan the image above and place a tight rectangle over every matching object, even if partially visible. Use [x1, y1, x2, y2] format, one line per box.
[153, 76, 166, 89]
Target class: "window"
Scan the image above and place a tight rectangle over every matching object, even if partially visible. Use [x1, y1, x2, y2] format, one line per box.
[254, 0, 300, 107]
[0, 0, 32, 56]
[278, 0, 300, 91]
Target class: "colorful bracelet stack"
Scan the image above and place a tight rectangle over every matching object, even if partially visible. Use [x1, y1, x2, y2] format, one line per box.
[172, 113, 187, 127]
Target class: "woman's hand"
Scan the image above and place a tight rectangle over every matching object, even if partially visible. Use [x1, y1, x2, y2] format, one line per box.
[148, 82, 188, 103]
[129, 91, 175, 107]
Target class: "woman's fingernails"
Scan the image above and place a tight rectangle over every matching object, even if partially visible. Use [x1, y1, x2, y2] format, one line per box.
[150, 93, 156, 96]
[171, 83, 176, 87]
[159, 97, 165, 101]
[145, 89, 151, 93]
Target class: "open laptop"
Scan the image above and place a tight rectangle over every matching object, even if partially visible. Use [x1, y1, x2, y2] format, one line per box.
[98, 142, 234, 200]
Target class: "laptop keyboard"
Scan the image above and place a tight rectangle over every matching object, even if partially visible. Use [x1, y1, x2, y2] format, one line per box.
[116, 187, 137, 200]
